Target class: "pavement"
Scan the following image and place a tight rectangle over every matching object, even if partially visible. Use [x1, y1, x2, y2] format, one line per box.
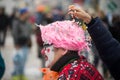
[1, 30, 42, 80]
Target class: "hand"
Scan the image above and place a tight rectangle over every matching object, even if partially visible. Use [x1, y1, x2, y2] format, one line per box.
[68, 5, 92, 24]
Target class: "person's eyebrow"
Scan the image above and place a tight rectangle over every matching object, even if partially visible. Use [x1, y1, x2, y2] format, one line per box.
[43, 44, 53, 47]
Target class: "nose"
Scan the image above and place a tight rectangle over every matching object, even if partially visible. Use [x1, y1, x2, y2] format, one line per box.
[41, 48, 45, 55]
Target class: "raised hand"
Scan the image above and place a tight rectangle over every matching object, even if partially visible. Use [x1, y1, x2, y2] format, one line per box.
[68, 5, 92, 24]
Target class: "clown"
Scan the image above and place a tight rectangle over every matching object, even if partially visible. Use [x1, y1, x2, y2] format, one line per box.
[39, 20, 103, 80]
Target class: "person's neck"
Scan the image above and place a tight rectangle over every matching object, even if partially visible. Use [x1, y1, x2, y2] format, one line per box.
[51, 51, 79, 72]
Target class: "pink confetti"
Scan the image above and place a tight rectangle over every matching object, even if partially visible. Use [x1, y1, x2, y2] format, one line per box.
[39, 20, 88, 52]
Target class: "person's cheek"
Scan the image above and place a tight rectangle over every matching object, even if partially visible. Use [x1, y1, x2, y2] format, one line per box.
[46, 48, 50, 53]
[45, 46, 55, 67]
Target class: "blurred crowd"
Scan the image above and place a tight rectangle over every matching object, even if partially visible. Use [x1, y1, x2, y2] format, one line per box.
[0, 2, 120, 80]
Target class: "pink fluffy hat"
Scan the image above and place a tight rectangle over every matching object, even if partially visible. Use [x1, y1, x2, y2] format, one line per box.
[39, 20, 88, 52]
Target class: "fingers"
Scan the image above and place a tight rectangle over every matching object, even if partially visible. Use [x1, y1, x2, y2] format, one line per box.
[68, 11, 75, 19]
[68, 5, 91, 23]
[68, 5, 75, 10]
[68, 5, 86, 18]
[68, 11, 74, 15]
[68, 10, 81, 19]
[68, 5, 82, 19]
[69, 5, 81, 12]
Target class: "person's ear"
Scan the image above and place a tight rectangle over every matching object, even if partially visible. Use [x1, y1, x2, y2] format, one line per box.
[61, 49, 68, 55]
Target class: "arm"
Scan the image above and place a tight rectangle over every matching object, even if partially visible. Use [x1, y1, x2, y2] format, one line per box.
[87, 18, 120, 79]
[68, 5, 120, 79]
[87, 17, 120, 66]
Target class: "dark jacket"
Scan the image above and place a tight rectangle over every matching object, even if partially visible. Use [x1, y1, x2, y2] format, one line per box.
[87, 17, 120, 80]
[12, 19, 31, 46]
[0, 14, 9, 30]
[0, 52, 5, 79]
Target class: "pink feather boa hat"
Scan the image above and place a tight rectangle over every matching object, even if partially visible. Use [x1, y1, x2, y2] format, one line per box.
[39, 20, 88, 52]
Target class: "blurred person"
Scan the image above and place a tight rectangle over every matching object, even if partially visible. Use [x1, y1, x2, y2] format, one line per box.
[68, 5, 120, 80]
[12, 8, 32, 80]
[35, 12, 45, 25]
[0, 7, 9, 47]
[9, 8, 18, 29]
[35, 11, 45, 67]
[29, 14, 35, 25]
[12, 8, 32, 48]
[35, 5, 46, 25]
[40, 21, 103, 80]
[52, 6, 65, 21]
[0, 51, 5, 79]
[109, 15, 120, 43]
[35, 5, 52, 68]
[35, 13, 53, 68]
[45, 12, 53, 24]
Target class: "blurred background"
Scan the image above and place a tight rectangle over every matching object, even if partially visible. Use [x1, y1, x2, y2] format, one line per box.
[0, 0, 120, 80]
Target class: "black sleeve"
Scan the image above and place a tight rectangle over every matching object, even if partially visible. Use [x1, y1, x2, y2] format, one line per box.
[87, 17, 120, 79]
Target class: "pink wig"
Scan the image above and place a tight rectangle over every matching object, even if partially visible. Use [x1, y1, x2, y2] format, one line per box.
[39, 20, 88, 52]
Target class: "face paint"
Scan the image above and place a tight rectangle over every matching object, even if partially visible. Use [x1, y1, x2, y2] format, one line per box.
[43, 45, 55, 67]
